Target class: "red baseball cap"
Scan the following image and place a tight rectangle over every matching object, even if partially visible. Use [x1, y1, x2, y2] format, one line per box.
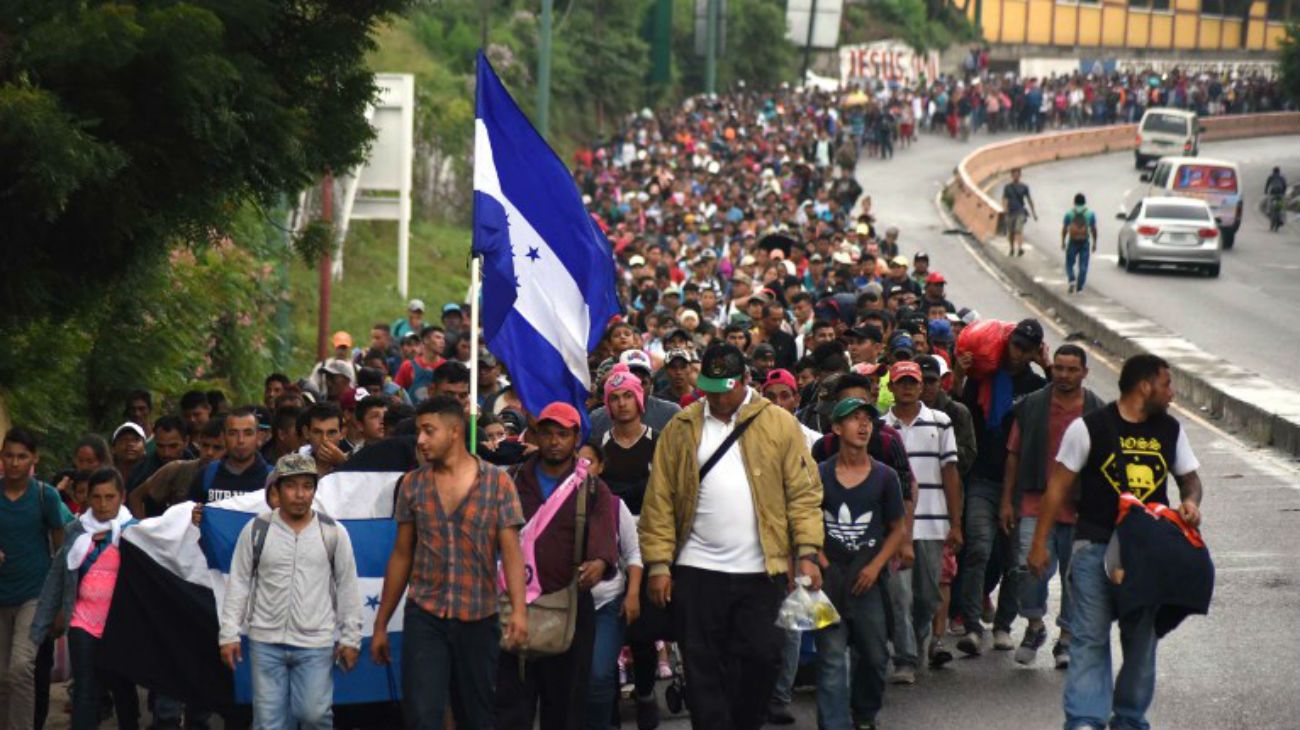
[761, 369, 798, 395]
[537, 402, 581, 430]
[889, 361, 923, 383]
[926, 272, 946, 284]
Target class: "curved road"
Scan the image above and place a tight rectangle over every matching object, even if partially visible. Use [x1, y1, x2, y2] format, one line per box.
[1005, 137, 1300, 391]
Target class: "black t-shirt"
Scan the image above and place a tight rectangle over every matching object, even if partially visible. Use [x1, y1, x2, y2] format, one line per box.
[1003, 182, 1031, 214]
[187, 455, 272, 504]
[963, 367, 1047, 486]
[601, 426, 656, 516]
[818, 456, 904, 565]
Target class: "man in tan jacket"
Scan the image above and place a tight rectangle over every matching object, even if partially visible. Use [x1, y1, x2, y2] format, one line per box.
[640, 343, 824, 730]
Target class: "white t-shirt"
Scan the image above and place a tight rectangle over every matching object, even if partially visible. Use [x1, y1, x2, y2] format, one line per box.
[592, 500, 643, 611]
[1055, 418, 1200, 476]
[678, 390, 767, 573]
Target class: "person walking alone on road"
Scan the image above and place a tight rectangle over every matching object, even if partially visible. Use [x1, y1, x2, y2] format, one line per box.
[1029, 354, 1205, 730]
[640, 343, 824, 730]
[219, 453, 364, 730]
[1061, 193, 1098, 294]
[1002, 168, 1038, 257]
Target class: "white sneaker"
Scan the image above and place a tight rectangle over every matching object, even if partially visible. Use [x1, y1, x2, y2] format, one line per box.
[993, 629, 1015, 651]
[889, 666, 916, 685]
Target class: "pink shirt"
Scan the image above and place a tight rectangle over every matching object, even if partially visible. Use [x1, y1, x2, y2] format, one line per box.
[70, 544, 121, 639]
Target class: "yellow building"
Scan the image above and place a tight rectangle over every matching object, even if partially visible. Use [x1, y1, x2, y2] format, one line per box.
[959, 0, 1292, 52]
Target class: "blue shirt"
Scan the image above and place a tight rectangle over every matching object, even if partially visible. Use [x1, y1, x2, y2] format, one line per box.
[0, 480, 66, 606]
[537, 471, 561, 501]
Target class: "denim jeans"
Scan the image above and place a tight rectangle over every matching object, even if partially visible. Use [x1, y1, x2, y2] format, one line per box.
[403, 606, 500, 730]
[815, 582, 889, 730]
[1016, 517, 1075, 632]
[772, 628, 802, 705]
[1066, 241, 1091, 290]
[248, 641, 333, 730]
[586, 600, 624, 730]
[1064, 542, 1158, 730]
[960, 489, 1020, 633]
[68, 628, 138, 730]
[885, 563, 916, 669]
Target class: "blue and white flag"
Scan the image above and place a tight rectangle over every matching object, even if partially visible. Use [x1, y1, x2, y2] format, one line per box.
[100, 448, 414, 709]
[472, 51, 618, 428]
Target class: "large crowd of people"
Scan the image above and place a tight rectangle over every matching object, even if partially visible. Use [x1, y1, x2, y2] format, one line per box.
[0, 68, 1212, 730]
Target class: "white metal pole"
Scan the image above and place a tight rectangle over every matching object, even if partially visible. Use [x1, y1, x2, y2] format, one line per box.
[468, 255, 482, 454]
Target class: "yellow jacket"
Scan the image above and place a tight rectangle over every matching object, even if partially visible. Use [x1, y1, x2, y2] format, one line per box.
[639, 392, 824, 577]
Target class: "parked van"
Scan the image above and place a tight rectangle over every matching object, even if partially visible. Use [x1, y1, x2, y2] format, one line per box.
[1134, 108, 1201, 169]
[1137, 156, 1243, 248]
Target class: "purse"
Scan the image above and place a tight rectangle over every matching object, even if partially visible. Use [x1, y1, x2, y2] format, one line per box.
[498, 474, 591, 658]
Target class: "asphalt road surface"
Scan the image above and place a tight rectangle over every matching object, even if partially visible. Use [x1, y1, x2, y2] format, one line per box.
[46, 131, 1300, 730]
[1002, 137, 1300, 393]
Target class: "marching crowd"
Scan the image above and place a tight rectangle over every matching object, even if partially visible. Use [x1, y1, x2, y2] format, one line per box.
[0, 76, 1211, 730]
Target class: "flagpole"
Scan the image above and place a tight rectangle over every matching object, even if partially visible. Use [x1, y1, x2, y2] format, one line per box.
[468, 254, 482, 455]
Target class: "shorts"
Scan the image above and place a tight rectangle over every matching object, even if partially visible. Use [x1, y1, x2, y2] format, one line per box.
[1006, 211, 1028, 234]
[939, 544, 958, 585]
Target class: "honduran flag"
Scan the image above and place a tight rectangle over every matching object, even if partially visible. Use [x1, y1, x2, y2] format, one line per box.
[99, 438, 418, 710]
[472, 50, 619, 433]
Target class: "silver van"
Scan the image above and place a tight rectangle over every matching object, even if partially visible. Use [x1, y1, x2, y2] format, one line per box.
[1134, 108, 1201, 170]
[1136, 157, 1243, 248]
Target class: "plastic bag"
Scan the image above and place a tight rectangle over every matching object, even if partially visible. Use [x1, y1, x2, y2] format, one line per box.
[954, 319, 1015, 381]
[775, 576, 841, 631]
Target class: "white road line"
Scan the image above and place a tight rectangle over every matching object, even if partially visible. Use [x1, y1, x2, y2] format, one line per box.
[931, 187, 1300, 482]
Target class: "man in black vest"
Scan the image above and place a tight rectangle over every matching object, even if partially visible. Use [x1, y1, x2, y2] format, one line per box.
[1000, 344, 1104, 669]
[1029, 354, 1203, 730]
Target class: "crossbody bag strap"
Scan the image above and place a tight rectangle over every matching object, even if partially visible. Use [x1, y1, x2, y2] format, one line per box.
[699, 410, 762, 482]
[573, 475, 591, 570]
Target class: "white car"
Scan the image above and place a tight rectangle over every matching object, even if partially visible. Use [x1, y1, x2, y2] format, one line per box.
[1134, 108, 1201, 169]
[1115, 196, 1221, 277]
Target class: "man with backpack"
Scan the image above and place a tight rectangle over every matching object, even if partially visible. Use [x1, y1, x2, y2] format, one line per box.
[189, 407, 272, 526]
[1061, 193, 1098, 294]
[218, 453, 364, 730]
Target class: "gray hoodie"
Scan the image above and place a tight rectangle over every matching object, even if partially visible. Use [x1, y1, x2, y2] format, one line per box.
[219, 510, 363, 650]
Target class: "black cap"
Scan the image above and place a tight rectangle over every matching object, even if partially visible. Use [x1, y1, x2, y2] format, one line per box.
[697, 343, 748, 393]
[752, 343, 776, 358]
[1010, 318, 1044, 349]
[914, 251, 930, 261]
[846, 324, 884, 343]
[917, 356, 942, 378]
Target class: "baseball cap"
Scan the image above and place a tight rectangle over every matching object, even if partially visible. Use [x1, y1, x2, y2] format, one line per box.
[847, 324, 885, 343]
[761, 369, 798, 395]
[928, 318, 954, 343]
[918, 356, 942, 380]
[890, 255, 909, 268]
[112, 422, 147, 444]
[271, 453, 318, 485]
[958, 307, 980, 325]
[855, 223, 870, 235]
[618, 349, 654, 375]
[331, 331, 353, 349]
[628, 254, 646, 267]
[665, 348, 699, 365]
[320, 358, 355, 382]
[407, 299, 426, 313]
[889, 333, 915, 354]
[914, 251, 930, 261]
[339, 387, 360, 411]
[1010, 318, 1045, 349]
[401, 331, 420, 344]
[752, 343, 776, 359]
[832, 397, 880, 422]
[889, 360, 923, 383]
[925, 272, 946, 285]
[699, 248, 718, 260]
[537, 402, 581, 430]
[697, 343, 747, 393]
[442, 302, 462, 315]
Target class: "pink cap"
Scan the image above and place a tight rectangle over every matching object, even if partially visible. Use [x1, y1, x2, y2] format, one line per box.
[604, 364, 645, 414]
[761, 369, 798, 396]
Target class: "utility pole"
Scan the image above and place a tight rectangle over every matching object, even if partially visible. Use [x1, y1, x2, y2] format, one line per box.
[316, 174, 334, 362]
[705, 0, 718, 96]
[537, 0, 553, 137]
[801, 0, 819, 83]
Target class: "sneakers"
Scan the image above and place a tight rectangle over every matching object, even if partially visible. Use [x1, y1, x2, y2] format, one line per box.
[956, 630, 983, 657]
[767, 702, 796, 726]
[1068, 282, 1076, 294]
[889, 666, 916, 685]
[928, 640, 954, 668]
[1015, 624, 1048, 665]
[948, 616, 966, 636]
[1053, 640, 1071, 670]
[855, 722, 879, 730]
[993, 629, 1015, 651]
[636, 694, 660, 730]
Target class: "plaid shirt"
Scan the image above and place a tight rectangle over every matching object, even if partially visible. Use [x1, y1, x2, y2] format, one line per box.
[395, 458, 524, 621]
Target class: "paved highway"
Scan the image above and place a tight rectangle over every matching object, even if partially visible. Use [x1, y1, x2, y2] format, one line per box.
[1002, 137, 1300, 392]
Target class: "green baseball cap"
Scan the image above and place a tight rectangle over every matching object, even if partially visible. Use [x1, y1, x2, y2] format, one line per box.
[696, 343, 747, 393]
[831, 397, 879, 423]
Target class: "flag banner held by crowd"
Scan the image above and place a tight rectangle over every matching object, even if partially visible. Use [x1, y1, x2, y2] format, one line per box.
[471, 50, 618, 432]
[99, 451, 412, 708]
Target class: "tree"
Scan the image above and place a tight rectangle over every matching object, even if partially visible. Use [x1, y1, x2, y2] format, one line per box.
[1282, 23, 1300, 107]
[0, 0, 407, 324]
